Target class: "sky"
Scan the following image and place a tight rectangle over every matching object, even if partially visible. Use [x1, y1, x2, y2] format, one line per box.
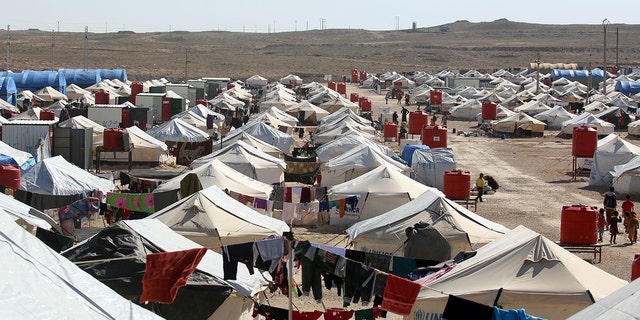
[4, 0, 638, 34]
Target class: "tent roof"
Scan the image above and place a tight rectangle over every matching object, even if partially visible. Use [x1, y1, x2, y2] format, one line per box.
[153, 158, 273, 198]
[33, 86, 67, 101]
[567, 278, 640, 320]
[191, 140, 286, 171]
[322, 143, 411, 176]
[21, 156, 115, 195]
[414, 225, 627, 319]
[219, 121, 293, 153]
[0, 140, 35, 169]
[126, 125, 168, 151]
[346, 190, 508, 245]
[212, 131, 282, 157]
[0, 208, 161, 320]
[315, 133, 394, 163]
[146, 118, 210, 142]
[0, 192, 60, 233]
[329, 164, 433, 199]
[58, 115, 105, 133]
[147, 185, 289, 246]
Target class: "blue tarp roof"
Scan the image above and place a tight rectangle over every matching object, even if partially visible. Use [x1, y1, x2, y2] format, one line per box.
[99, 69, 127, 82]
[0, 71, 66, 94]
[59, 69, 101, 86]
[551, 69, 589, 79]
[615, 80, 640, 96]
[0, 77, 17, 94]
[401, 144, 430, 164]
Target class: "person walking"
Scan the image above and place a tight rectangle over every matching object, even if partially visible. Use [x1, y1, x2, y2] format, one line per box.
[400, 106, 409, 123]
[385, 92, 390, 104]
[622, 194, 634, 214]
[475, 173, 486, 202]
[630, 212, 639, 244]
[603, 187, 617, 223]
[392, 111, 399, 124]
[610, 211, 620, 244]
[597, 208, 607, 242]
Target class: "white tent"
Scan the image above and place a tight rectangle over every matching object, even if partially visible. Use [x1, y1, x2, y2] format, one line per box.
[513, 100, 552, 116]
[209, 92, 244, 111]
[567, 277, 640, 319]
[534, 105, 576, 128]
[153, 158, 273, 199]
[345, 190, 508, 256]
[561, 112, 616, 135]
[172, 110, 213, 132]
[411, 226, 627, 320]
[318, 107, 372, 127]
[213, 131, 282, 158]
[65, 83, 91, 100]
[0, 140, 35, 170]
[246, 75, 268, 87]
[146, 118, 210, 143]
[328, 165, 436, 226]
[449, 100, 482, 120]
[318, 96, 360, 114]
[219, 121, 293, 153]
[0, 192, 61, 233]
[33, 86, 67, 101]
[10, 106, 42, 120]
[476, 105, 516, 125]
[491, 112, 546, 135]
[589, 134, 640, 187]
[411, 148, 457, 190]
[285, 100, 330, 125]
[191, 140, 286, 185]
[58, 115, 105, 145]
[315, 133, 394, 163]
[320, 144, 411, 187]
[0, 208, 162, 320]
[21, 156, 115, 195]
[611, 155, 640, 195]
[251, 106, 299, 126]
[279, 74, 303, 85]
[126, 126, 168, 162]
[628, 118, 640, 136]
[147, 185, 290, 247]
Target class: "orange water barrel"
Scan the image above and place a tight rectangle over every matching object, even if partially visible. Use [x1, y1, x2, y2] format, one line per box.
[572, 126, 598, 157]
[103, 128, 125, 151]
[409, 111, 429, 135]
[0, 165, 20, 190]
[482, 101, 497, 120]
[350, 93, 359, 102]
[444, 171, 471, 199]
[560, 205, 598, 244]
[328, 81, 336, 91]
[337, 83, 347, 95]
[632, 254, 640, 281]
[422, 125, 448, 148]
[384, 123, 398, 138]
[95, 89, 110, 105]
[40, 109, 55, 120]
[430, 90, 442, 105]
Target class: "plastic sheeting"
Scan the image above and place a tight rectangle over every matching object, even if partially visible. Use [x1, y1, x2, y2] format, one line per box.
[0, 140, 35, 170]
[20, 155, 115, 195]
[59, 69, 101, 86]
[411, 148, 457, 191]
[146, 118, 210, 143]
[0, 208, 162, 320]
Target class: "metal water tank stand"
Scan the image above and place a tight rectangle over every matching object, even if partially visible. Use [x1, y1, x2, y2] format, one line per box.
[572, 156, 590, 181]
[95, 144, 133, 174]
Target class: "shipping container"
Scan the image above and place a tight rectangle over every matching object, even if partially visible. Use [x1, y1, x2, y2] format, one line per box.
[87, 105, 125, 128]
[1, 120, 58, 158]
[53, 127, 93, 169]
[135, 93, 165, 124]
[187, 79, 206, 100]
[166, 83, 197, 107]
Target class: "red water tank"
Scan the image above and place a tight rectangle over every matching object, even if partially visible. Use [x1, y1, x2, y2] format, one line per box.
[359, 71, 367, 81]
[351, 69, 359, 83]
[430, 90, 442, 105]
[384, 123, 398, 138]
[360, 100, 371, 112]
[0, 165, 20, 190]
[350, 93, 359, 103]
[328, 81, 336, 91]
[130, 82, 144, 103]
[227, 83, 235, 90]
[560, 205, 598, 245]
[632, 254, 640, 281]
[121, 109, 131, 128]
[161, 98, 172, 121]
[316, 173, 322, 186]
[409, 111, 429, 135]
[95, 89, 110, 105]
[422, 125, 448, 148]
[337, 83, 347, 95]
[103, 128, 125, 151]
[196, 99, 208, 106]
[572, 126, 598, 157]
[444, 170, 471, 199]
[40, 110, 55, 120]
[481, 101, 497, 120]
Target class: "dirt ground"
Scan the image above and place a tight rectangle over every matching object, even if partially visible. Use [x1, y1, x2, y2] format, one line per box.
[262, 83, 640, 318]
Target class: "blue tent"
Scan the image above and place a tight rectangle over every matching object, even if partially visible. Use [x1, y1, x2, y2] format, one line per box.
[401, 144, 430, 165]
[615, 80, 640, 96]
[59, 69, 101, 87]
[551, 69, 591, 79]
[0, 71, 66, 94]
[0, 77, 17, 106]
[99, 69, 127, 82]
[590, 68, 606, 79]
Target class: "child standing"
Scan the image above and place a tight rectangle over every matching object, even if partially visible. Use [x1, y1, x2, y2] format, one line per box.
[597, 208, 607, 243]
[629, 212, 639, 244]
[610, 211, 620, 244]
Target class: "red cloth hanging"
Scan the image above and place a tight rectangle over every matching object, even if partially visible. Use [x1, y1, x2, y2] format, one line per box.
[381, 273, 422, 316]
[140, 248, 208, 304]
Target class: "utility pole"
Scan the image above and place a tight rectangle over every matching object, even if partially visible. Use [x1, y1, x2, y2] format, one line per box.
[534, 52, 541, 95]
[602, 19, 610, 95]
[51, 29, 55, 70]
[184, 48, 190, 83]
[5, 25, 9, 72]
[84, 26, 89, 70]
[616, 27, 619, 68]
